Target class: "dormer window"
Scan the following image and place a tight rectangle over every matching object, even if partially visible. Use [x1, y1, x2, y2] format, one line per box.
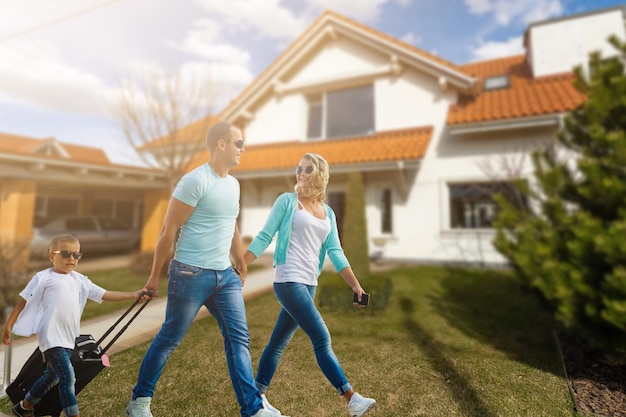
[306, 85, 374, 139]
[483, 75, 510, 91]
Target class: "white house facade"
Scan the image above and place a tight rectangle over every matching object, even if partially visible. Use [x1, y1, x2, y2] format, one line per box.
[189, 7, 625, 265]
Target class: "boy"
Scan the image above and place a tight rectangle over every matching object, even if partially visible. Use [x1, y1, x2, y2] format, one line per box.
[2, 234, 148, 417]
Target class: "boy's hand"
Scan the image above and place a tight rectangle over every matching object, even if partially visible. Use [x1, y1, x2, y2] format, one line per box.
[2, 325, 12, 346]
[136, 289, 153, 303]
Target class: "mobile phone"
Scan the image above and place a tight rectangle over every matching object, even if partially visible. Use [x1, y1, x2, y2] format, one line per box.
[353, 292, 370, 306]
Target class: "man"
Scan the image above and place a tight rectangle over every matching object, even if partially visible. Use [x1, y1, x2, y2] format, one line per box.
[126, 122, 283, 417]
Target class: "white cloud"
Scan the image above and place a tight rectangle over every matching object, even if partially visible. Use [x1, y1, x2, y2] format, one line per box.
[193, 0, 308, 39]
[0, 39, 107, 114]
[464, 0, 492, 14]
[464, 0, 564, 26]
[469, 35, 524, 61]
[305, 0, 408, 23]
[400, 32, 421, 46]
[174, 19, 251, 66]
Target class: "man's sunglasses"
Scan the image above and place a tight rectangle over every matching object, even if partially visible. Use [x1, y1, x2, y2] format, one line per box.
[296, 165, 314, 175]
[52, 250, 83, 260]
[228, 139, 245, 149]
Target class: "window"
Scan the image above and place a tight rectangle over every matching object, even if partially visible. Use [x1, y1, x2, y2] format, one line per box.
[483, 75, 510, 91]
[380, 188, 392, 234]
[449, 181, 525, 229]
[307, 101, 322, 139]
[307, 85, 374, 139]
[34, 196, 80, 225]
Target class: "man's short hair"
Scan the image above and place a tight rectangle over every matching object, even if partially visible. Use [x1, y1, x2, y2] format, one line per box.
[206, 122, 239, 148]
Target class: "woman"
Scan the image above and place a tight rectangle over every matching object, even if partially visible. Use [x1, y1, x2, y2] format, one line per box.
[244, 153, 376, 417]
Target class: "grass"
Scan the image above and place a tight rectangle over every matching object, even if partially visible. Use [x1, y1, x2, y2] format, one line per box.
[0, 265, 575, 416]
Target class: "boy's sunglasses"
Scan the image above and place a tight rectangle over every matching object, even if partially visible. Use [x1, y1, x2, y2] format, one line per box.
[296, 165, 314, 175]
[52, 250, 83, 260]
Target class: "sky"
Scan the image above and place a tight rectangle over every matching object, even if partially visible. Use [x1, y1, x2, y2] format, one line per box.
[1, 0, 624, 165]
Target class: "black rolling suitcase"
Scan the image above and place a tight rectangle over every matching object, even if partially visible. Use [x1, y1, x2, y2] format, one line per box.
[6, 294, 152, 417]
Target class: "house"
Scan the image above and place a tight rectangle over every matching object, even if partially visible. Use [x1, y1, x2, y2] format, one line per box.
[169, 6, 621, 265]
[4, 6, 624, 267]
[0, 132, 167, 253]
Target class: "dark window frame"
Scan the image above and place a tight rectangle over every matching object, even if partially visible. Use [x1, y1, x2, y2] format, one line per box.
[449, 181, 526, 229]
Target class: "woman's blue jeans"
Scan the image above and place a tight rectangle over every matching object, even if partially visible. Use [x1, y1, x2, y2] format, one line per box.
[256, 282, 352, 395]
[132, 260, 263, 417]
[27, 347, 79, 417]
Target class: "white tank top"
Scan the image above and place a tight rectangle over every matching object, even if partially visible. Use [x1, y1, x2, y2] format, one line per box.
[275, 200, 331, 285]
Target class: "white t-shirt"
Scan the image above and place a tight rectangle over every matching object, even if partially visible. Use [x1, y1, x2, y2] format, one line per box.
[275, 201, 330, 286]
[15, 269, 106, 352]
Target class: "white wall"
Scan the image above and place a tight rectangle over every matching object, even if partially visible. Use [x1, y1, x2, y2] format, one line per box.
[527, 8, 625, 78]
[375, 67, 456, 131]
[245, 94, 304, 144]
[288, 37, 388, 85]
[395, 126, 558, 264]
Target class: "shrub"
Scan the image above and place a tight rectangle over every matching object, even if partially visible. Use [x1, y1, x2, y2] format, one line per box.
[493, 36, 626, 355]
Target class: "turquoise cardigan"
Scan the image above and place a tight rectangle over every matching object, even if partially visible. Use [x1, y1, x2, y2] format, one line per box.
[247, 192, 350, 274]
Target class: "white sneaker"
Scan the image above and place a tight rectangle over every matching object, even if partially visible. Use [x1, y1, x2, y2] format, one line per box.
[348, 392, 376, 417]
[261, 394, 282, 415]
[126, 397, 153, 417]
[252, 407, 288, 417]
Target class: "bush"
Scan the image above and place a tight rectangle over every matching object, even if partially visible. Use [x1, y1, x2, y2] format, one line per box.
[493, 36, 626, 355]
[342, 171, 370, 279]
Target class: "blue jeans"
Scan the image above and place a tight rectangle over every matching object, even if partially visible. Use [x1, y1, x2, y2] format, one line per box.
[132, 260, 263, 417]
[256, 282, 352, 395]
[27, 347, 79, 417]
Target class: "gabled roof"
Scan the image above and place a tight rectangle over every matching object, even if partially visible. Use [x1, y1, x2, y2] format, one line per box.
[220, 10, 474, 123]
[228, 126, 432, 175]
[0, 132, 110, 165]
[447, 55, 586, 125]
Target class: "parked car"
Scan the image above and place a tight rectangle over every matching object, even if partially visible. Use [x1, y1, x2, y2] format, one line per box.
[30, 215, 141, 259]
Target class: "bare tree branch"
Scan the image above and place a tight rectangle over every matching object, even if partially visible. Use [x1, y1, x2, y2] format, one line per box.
[111, 66, 216, 189]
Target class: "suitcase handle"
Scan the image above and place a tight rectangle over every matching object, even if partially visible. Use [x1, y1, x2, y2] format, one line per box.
[91, 290, 153, 356]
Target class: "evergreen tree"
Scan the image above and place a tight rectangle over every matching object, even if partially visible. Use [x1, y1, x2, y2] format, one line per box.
[493, 35, 626, 352]
[342, 170, 370, 280]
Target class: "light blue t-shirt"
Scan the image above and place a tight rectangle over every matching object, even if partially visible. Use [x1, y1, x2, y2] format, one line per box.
[172, 163, 240, 270]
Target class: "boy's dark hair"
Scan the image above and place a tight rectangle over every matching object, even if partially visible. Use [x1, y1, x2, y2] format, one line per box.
[49, 234, 80, 251]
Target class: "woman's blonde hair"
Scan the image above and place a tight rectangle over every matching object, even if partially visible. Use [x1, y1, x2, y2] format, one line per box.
[294, 153, 329, 202]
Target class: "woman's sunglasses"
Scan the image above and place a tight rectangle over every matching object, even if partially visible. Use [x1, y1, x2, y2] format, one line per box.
[52, 250, 83, 260]
[296, 165, 314, 175]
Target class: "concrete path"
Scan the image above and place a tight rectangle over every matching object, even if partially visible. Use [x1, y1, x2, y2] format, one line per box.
[0, 254, 276, 415]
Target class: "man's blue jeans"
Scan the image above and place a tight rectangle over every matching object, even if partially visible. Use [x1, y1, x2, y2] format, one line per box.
[132, 260, 263, 417]
[27, 347, 79, 417]
[256, 282, 352, 395]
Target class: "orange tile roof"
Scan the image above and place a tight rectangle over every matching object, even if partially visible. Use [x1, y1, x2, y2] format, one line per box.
[139, 115, 221, 150]
[227, 126, 432, 173]
[0, 132, 110, 165]
[447, 55, 586, 124]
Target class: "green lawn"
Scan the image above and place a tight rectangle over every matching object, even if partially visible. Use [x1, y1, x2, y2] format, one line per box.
[0, 265, 575, 416]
